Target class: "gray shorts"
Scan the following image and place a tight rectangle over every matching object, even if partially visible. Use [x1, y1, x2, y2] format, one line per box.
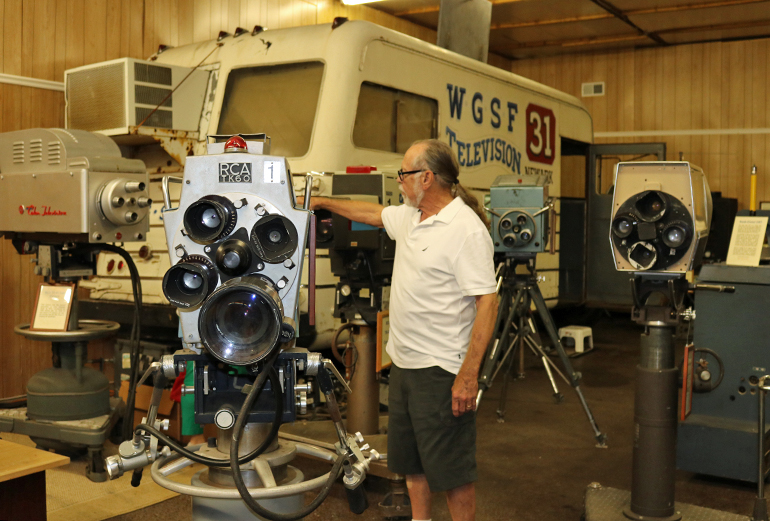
[387, 365, 477, 492]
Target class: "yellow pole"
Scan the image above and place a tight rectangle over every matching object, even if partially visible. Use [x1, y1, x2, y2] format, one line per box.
[750, 165, 758, 214]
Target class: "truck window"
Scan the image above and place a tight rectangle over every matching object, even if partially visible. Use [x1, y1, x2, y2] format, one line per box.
[353, 82, 437, 154]
[218, 62, 324, 157]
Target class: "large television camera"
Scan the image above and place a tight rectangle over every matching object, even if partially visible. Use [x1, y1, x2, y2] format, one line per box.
[106, 135, 375, 520]
[330, 171, 399, 323]
[610, 161, 712, 273]
[488, 175, 553, 256]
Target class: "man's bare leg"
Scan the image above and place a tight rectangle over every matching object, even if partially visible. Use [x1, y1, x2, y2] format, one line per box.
[406, 474, 432, 520]
[446, 482, 475, 521]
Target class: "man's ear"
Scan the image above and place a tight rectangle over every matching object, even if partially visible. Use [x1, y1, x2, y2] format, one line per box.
[422, 170, 435, 189]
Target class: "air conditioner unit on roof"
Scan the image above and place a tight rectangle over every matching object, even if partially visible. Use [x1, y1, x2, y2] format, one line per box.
[65, 58, 209, 135]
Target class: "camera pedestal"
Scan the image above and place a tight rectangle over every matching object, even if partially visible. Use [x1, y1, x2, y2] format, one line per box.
[585, 275, 746, 521]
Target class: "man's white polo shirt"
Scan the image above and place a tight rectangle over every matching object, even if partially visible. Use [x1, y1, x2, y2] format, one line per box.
[381, 196, 496, 375]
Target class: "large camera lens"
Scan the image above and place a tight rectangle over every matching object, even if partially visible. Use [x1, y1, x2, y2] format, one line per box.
[183, 195, 238, 244]
[635, 191, 667, 222]
[251, 215, 299, 263]
[502, 233, 517, 248]
[519, 229, 533, 243]
[628, 242, 657, 270]
[662, 223, 688, 249]
[612, 215, 635, 239]
[199, 276, 284, 365]
[215, 239, 252, 276]
[163, 255, 218, 310]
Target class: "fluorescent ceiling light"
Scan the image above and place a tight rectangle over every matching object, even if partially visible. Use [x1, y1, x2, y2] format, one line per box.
[341, 0, 385, 5]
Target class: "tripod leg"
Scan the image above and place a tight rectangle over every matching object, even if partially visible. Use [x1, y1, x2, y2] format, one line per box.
[540, 350, 564, 403]
[517, 290, 529, 378]
[496, 340, 518, 423]
[521, 314, 565, 402]
[528, 284, 607, 447]
[478, 287, 523, 404]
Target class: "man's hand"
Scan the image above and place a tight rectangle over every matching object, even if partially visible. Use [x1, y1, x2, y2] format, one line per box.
[452, 292, 498, 417]
[452, 371, 479, 416]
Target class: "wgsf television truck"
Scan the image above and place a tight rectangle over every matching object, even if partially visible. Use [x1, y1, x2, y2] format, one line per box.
[64, 19, 606, 347]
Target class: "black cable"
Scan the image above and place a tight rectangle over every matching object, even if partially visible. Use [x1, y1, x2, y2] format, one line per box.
[133, 362, 282, 467]
[73, 243, 142, 441]
[230, 352, 345, 521]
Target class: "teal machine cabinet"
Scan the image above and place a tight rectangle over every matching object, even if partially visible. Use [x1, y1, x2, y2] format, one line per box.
[677, 264, 770, 482]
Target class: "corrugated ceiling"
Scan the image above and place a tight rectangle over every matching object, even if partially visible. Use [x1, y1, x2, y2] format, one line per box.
[368, 0, 770, 59]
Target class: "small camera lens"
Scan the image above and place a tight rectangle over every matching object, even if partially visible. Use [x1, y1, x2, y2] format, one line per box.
[520, 230, 533, 242]
[251, 215, 299, 263]
[163, 255, 218, 310]
[612, 215, 635, 239]
[662, 224, 688, 249]
[628, 242, 657, 270]
[635, 191, 667, 222]
[184, 195, 237, 244]
[517, 215, 527, 225]
[215, 238, 253, 276]
[502, 233, 516, 248]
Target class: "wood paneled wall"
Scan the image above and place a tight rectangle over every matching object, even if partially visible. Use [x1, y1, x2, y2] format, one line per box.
[0, 0, 453, 398]
[511, 39, 770, 208]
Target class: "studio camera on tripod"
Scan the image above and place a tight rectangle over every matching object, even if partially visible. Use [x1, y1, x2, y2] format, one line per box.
[487, 174, 555, 256]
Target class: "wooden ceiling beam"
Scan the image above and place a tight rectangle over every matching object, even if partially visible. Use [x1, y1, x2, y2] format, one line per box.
[396, 0, 770, 30]
[493, 17, 770, 53]
[629, 0, 769, 17]
[653, 17, 770, 36]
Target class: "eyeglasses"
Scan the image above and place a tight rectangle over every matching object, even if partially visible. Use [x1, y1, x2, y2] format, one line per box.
[397, 169, 424, 182]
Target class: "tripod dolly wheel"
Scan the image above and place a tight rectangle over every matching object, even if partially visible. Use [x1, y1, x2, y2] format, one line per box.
[553, 392, 564, 404]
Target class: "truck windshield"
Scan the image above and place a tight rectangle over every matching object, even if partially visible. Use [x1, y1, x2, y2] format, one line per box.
[218, 61, 324, 158]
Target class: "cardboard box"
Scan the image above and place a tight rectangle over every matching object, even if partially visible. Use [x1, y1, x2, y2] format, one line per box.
[119, 381, 183, 441]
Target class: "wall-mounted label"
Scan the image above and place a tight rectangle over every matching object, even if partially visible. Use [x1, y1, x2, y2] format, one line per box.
[219, 163, 253, 183]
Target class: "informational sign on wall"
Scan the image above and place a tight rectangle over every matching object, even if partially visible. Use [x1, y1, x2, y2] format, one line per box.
[726, 216, 768, 266]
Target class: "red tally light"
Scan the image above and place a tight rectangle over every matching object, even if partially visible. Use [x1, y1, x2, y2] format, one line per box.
[115, 232, 123, 240]
[118, 261, 125, 271]
[346, 166, 377, 174]
[107, 260, 115, 273]
[518, 179, 523, 184]
[225, 136, 248, 153]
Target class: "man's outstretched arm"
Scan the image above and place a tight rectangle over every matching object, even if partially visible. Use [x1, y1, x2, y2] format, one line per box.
[302, 196, 385, 228]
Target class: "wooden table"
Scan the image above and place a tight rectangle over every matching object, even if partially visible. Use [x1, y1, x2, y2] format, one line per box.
[0, 440, 70, 521]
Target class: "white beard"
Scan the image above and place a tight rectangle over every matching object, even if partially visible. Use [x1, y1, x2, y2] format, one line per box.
[400, 182, 425, 208]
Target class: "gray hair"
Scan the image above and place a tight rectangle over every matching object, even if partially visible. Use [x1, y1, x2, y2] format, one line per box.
[412, 139, 490, 229]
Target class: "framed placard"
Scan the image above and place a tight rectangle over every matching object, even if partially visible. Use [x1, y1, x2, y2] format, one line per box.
[30, 283, 75, 331]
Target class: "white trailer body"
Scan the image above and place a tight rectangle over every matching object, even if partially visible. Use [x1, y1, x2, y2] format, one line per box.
[65, 20, 593, 345]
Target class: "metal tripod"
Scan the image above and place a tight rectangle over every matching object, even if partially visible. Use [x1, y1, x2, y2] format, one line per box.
[477, 254, 607, 447]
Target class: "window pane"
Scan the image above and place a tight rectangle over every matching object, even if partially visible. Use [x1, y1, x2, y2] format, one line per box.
[218, 62, 324, 157]
[353, 82, 437, 154]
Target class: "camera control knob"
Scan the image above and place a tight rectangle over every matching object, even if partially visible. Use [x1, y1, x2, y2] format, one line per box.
[214, 407, 236, 429]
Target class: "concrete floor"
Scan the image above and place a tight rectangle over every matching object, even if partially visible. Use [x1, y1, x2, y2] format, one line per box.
[105, 313, 759, 521]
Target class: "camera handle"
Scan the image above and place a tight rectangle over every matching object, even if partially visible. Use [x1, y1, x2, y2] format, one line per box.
[161, 176, 183, 212]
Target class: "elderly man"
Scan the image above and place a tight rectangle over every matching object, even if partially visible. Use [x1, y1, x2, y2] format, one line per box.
[309, 139, 497, 521]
